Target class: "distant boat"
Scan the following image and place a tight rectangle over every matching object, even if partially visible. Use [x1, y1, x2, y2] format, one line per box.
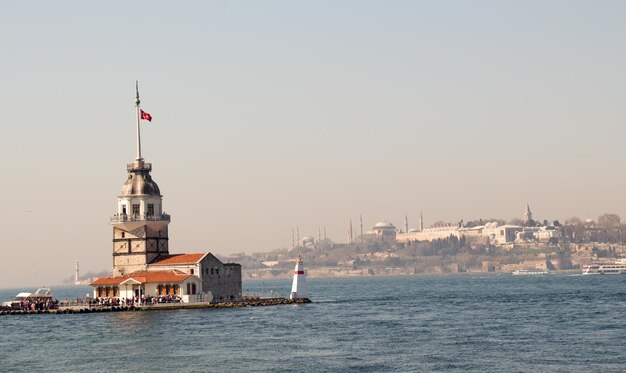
[512, 269, 548, 275]
[582, 259, 626, 275]
[1, 288, 54, 310]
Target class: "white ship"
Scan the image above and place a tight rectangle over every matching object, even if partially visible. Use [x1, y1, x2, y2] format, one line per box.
[582, 259, 626, 275]
[1, 288, 53, 310]
[512, 269, 548, 275]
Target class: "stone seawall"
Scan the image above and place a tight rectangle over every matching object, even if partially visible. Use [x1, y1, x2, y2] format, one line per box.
[0, 298, 311, 316]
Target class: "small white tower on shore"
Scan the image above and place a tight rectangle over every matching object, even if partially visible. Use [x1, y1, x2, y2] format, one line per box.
[74, 260, 80, 284]
[290, 255, 308, 299]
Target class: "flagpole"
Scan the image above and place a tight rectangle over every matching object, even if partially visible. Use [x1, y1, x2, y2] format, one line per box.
[135, 81, 142, 160]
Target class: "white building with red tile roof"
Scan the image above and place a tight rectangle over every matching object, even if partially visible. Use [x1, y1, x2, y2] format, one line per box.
[92, 270, 203, 303]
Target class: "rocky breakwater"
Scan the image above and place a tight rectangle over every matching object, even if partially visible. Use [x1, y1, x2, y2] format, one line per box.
[0, 298, 312, 316]
[141, 297, 311, 311]
[0, 306, 139, 315]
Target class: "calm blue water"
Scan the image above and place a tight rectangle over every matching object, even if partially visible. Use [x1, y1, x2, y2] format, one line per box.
[1, 274, 625, 372]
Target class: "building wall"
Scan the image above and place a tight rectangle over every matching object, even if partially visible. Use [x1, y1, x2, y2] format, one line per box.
[157, 254, 242, 301]
[118, 196, 163, 217]
[112, 224, 169, 276]
[149, 263, 199, 276]
[372, 228, 396, 241]
[397, 228, 460, 243]
[482, 226, 522, 244]
[196, 254, 241, 301]
[535, 228, 562, 242]
[223, 264, 242, 300]
[397, 225, 530, 245]
[111, 277, 203, 302]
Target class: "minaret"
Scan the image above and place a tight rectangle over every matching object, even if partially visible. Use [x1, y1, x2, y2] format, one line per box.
[404, 214, 408, 233]
[74, 260, 80, 284]
[110, 83, 170, 276]
[349, 220, 353, 243]
[420, 212, 424, 232]
[296, 226, 300, 246]
[290, 255, 308, 299]
[359, 214, 363, 237]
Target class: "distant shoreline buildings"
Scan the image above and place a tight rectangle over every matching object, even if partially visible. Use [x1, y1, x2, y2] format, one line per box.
[289, 204, 564, 251]
[390, 205, 560, 245]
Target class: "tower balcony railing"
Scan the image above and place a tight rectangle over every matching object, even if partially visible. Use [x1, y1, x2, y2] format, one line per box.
[127, 162, 152, 172]
[110, 213, 170, 224]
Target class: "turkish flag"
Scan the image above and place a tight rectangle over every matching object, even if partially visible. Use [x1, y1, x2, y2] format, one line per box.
[140, 110, 152, 122]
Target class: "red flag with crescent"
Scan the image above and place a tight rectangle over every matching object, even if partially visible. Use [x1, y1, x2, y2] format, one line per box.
[140, 110, 152, 122]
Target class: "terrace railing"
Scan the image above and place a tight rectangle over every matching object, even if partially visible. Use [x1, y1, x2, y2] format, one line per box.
[110, 213, 170, 224]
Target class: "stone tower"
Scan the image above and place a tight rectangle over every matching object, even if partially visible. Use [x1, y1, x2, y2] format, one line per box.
[523, 204, 533, 224]
[109, 83, 170, 276]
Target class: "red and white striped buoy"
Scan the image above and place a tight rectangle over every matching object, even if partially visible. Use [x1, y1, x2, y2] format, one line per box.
[290, 255, 308, 299]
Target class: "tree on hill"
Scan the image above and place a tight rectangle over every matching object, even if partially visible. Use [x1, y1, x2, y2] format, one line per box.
[598, 213, 621, 229]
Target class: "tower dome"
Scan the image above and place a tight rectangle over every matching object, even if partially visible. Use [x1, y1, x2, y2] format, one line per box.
[120, 159, 161, 197]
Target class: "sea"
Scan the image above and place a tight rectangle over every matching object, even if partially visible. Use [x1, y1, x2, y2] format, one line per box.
[1, 273, 625, 372]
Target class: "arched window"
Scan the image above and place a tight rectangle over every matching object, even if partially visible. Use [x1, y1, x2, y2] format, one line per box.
[173, 285, 179, 295]
[191, 283, 196, 295]
[190, 269, 194, 275]
[186, 283, 191, 294]
[165, 284, 171, 295]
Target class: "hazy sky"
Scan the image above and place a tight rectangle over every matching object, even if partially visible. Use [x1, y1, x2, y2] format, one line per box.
[2, 1, 626, 287]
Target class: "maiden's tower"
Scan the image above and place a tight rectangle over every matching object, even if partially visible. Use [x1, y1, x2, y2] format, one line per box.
[91, 84, 242, 303]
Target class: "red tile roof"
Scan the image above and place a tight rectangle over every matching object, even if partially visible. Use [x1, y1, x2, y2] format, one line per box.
[91, 270, 192, 286]
[150, 253, 207, 266]
[90, 277, 123, 285]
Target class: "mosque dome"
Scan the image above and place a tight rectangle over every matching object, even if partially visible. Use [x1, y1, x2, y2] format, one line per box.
[373, 220, 395, 229]
[300, 236, 315, 246]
